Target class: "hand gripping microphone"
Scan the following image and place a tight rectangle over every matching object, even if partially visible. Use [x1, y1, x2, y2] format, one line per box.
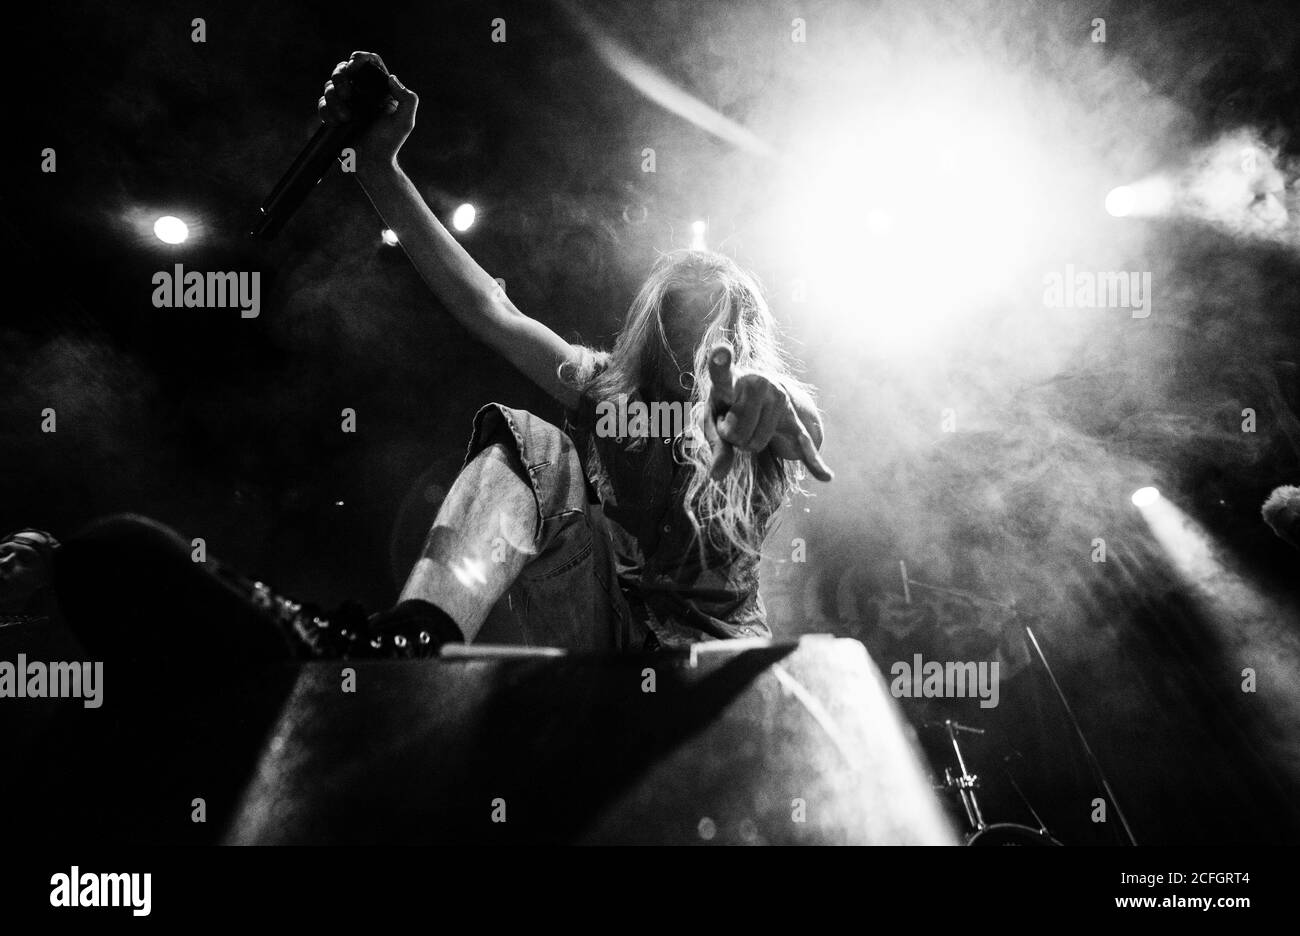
[249, 60, 391, 239]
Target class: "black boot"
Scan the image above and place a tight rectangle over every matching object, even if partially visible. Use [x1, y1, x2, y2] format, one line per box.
[252, 588, 463, 660]
[361, 599, 465, 659]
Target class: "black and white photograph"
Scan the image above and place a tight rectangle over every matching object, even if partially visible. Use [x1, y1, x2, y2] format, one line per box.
[2, 0, 1297, 915]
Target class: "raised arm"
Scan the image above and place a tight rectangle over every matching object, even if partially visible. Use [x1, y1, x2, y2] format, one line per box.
[320, 52, 583, 410]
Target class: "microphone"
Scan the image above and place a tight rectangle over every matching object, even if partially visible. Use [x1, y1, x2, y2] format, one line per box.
[249, 61, 392, 239]
[1261, 485, 1300, 550]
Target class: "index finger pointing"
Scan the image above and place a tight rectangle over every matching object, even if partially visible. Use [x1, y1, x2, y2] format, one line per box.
[708, 345, 734, 415]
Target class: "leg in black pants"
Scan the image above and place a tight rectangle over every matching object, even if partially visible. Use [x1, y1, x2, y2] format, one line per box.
[54, 514, 294, 661]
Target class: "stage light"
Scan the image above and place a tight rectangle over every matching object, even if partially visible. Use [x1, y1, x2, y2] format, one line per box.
[381, 228, 399, 246]
[1136, 489, 1300, 775]
[1100, 176, 1175, 220]
[1131, 486, 1161, 507]
[772, 92, 1052, 354]
[452, 204, 476, 232]
[865, 209, 893, 236]
[1105, 186, 1135, 218]
[154, 216, 188, 244]
[691, 219, 707, 250]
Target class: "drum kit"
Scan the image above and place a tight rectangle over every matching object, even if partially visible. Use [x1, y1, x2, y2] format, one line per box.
[929, 718, 1062, 846]
[899, 562, 1138, 846]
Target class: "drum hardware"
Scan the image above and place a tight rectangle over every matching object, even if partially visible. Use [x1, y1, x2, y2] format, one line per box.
[900, 561, 1139, 846]
[929, 719, 1062, 846]
[1020, 624, 1138, 845]
[1001, 751, 1054, 838]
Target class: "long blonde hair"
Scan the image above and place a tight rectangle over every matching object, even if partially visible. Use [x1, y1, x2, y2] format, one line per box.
[563, 249, 813, 559]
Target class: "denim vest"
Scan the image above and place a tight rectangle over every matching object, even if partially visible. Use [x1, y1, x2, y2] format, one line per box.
[565, 385, 776, 646]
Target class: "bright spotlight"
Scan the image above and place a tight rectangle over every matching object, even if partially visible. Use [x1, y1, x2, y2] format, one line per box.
[381, 228, 399, 246]
[154, 216, 189, 244]
[774, 94, 1051, 354]
[1101, 177, 1174, 220]
[691, 219, 707, 250]
[452, 204, 476, 232]
[1131, 486, 1161, 507]
[1105, 186, 1136, 218]
[865, 208, 893, 236]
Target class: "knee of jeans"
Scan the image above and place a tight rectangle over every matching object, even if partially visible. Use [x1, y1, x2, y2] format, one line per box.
[463, 440, 542, 548]
[477, 423, 532, 487]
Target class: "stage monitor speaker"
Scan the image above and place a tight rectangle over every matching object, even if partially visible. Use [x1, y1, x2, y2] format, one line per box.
[2, 634, 956, 844]
[225, 635, 957, 844]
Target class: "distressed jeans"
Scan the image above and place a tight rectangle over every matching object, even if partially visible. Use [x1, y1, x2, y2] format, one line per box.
[468, 403, 656, 653]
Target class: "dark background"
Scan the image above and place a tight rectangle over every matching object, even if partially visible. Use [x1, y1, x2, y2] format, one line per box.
[4, 0, 1300, 845]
